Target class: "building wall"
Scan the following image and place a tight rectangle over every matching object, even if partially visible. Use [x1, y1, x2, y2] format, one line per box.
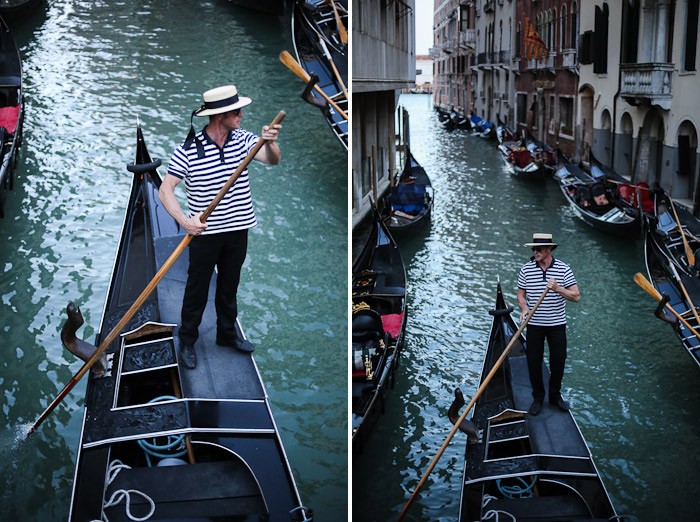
[352, 0, 416, 228]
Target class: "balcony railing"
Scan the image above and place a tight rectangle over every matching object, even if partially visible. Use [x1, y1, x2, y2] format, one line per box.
[460, 29, 477, 49]
[620, 63, 673, 109]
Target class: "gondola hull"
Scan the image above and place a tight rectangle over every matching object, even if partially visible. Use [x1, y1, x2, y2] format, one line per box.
[68, 125, 310, 521]
[556, 163, 643, 238]
[0, 16, 23, 219]
[643, 189, 700, 366]
[352, 212, 407, 452]
[291, 0, 348, 149]
[384, 151, 434, 238]
[457, 284, 619, 521]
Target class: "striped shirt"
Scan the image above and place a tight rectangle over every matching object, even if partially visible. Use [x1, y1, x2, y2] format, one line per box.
[518, 257, 577, 326]
[168, 128, 259, 234]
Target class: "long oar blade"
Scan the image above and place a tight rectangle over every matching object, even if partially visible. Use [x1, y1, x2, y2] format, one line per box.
[633, 272, 700, 339]
[398, 287, 550, 521]
[669, 198, 696, 266]
[28, 111, 286, 436]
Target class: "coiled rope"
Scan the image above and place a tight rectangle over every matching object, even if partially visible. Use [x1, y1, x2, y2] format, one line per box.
[482, 494, 516, 522]
[496, 476, 536, 498]
[136, 395, 187, 467]
[90, 460, 155, 522]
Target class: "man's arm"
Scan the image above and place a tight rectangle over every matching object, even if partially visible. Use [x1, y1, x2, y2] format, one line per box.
[254, 124, 282, 165]
[517, 287, 529, 322]
[547, 279, 580, 302]
[158, 173, 207, 235]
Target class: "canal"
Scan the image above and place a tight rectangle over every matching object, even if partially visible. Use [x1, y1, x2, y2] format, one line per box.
[0, 2, 346, 520]
[353, 93, 700, 522]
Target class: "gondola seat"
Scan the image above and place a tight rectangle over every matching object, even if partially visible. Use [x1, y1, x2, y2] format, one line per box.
[0, 105, 20, 134]
[352, 308, 384, 343]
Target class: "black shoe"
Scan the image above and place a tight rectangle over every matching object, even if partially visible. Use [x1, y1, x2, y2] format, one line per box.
[529, 400, 543, 416]
[179, 343, 197, 369]
[550, 398, 570, 412]
[217, 335, 255, 354]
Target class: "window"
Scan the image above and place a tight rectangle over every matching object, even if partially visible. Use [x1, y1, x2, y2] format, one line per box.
[559, 97, 574, 136]
[594, 4, 609, 73]
[685, 0, 699, 71]
[561, 5, 568, 50]
[517, 93, 527, 125]
[571, 2, 578, 49]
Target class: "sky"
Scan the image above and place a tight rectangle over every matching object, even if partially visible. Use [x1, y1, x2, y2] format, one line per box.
[415, 1, 433, 55]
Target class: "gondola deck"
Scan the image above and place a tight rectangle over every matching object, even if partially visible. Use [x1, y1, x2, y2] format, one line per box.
[69, 125, 310, 521]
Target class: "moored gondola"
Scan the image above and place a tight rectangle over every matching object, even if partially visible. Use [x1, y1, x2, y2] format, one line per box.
[0, 15, 23, 219]
[556, 162, 644, 238]
[66, 124, 311, 521]
[383, 149, 433, 238]
[352, 210, 407, 452]
[455, 283, 620, 521]
[291, 0, 348, 149]
[643, 188, 700, 367]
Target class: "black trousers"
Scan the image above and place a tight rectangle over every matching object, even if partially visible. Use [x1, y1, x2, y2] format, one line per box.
[525, 324, 567, 402]
[179, 230, 248, 346]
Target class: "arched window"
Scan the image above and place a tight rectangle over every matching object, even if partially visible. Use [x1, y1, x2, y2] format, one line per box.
[561, 4, 568, 50]
[571, 2, 578, 49]
[551, 9, 557, 51]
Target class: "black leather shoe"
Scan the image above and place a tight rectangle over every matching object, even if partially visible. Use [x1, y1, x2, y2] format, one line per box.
[217, 335, 255, 354]
[529, 400, 543, 416]
[180, 343, 197, 369]
[551, 398, 570, 412]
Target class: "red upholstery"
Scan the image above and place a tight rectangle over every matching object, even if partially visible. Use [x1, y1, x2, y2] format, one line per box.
[0, 105, 20, 133]
[381, 313, 404, 340]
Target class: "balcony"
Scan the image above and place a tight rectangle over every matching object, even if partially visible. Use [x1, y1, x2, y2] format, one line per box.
[460, 29, 477, 50]
[562, 48, 576, 68]
[620, 63, 673, 110]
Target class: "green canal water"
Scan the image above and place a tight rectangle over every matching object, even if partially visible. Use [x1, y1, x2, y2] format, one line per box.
[0, 1, 347, 519]
[353, 93, 700, 522]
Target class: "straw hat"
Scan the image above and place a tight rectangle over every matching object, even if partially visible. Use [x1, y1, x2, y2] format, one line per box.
[524, 232, 558, 250]
[194, 85, 252, 117]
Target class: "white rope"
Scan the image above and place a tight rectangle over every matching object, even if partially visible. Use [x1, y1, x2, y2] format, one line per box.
[89, 459, 156, 522]
[482, 494, 516, 522]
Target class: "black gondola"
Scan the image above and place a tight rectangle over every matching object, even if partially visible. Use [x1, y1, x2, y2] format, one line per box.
[67, 124, 311, 521]
[556, 162, 644, 238]
[643, 188, 700, 367]
[291, 0, 348, 149]
[383, 150, 433, 238]
[456, 283, 620, 521]
[352, 210, 407, 452]
[0, 16, 23, 219]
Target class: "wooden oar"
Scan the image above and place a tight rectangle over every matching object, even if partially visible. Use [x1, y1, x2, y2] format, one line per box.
[668, 263, 700, 326]
[28, 110, 287, 436]
[633, 272, 700, 339]
[279, 50, 348, 120]
[319, 38, 348, 100]
[324, 0, 347, 44]
[398, 287, 550, 521]
[669, 197, 696, 266]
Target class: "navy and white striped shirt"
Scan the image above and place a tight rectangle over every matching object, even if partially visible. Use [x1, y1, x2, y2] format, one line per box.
[168, 128, 259, 234]
[518, 257, 577, 326]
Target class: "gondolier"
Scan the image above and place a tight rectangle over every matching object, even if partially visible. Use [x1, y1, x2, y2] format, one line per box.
[159, 84, 282, 368]
[517, 233, 580, 416]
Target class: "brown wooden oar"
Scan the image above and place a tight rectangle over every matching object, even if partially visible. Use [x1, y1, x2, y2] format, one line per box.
[319, 38, 348, 100]
[669, 198, 696, 266]
[668, 263, 700, 326]
[398, 287, 550, 521]
[28, 110, 287, 436]
[279, 50, 348, 120]
[325, 0, 347, 44]
[633, 272, 700, 338]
